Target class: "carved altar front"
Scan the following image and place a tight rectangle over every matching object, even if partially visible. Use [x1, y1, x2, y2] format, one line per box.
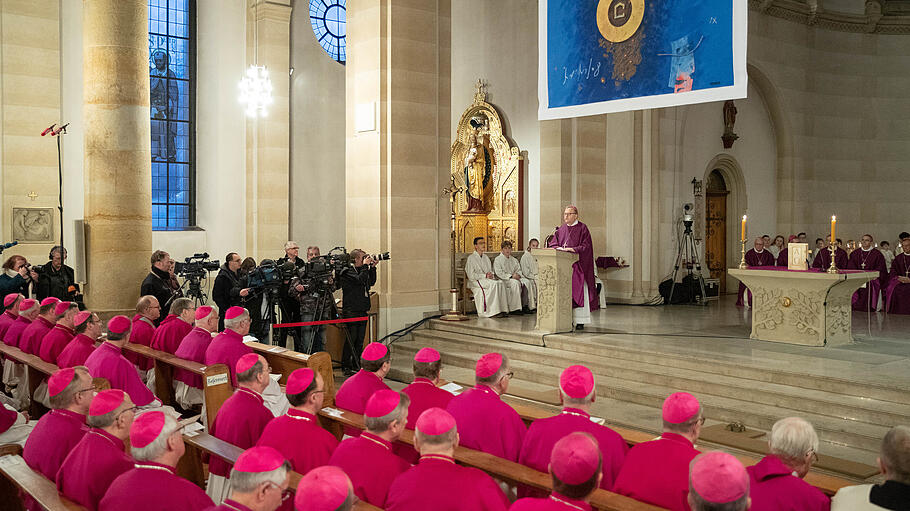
[451, 81, 523, 253]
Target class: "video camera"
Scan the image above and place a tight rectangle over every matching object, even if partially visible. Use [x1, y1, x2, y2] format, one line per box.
[174, 252, 220, 278]
[247, 259, 298, 291]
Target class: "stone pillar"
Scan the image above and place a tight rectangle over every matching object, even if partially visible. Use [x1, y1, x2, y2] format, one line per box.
[575, 115, 607, 254]
[346, 0, 451, 333]
[83, 0, 152, 315]
[538, 119, 574, 235]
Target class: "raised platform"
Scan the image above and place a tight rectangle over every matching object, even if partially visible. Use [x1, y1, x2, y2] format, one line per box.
[388, 295, 910, 474]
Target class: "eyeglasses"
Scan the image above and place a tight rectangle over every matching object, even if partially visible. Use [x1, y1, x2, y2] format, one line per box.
[696, 417, 706, 426]
[807, 450, 818, 464]
[505, 372, 514, 379]
[75, 385, 96, 396]
[116, 406, 139, 418]
[264, 481, 291, 502]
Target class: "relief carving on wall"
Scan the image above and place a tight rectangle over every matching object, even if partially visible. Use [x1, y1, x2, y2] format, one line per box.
[752, 286, 784, 331]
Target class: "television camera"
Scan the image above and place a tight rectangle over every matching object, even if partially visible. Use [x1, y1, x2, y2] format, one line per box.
[174, 253, 220, 305]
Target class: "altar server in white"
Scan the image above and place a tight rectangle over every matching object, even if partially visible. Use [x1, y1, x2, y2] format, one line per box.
[465, 237, 510, 318]
[520, 239, 539, 283]
[495, 240, 535, 312]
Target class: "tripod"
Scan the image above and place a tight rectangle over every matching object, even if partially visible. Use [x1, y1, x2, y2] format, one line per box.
[304, 287, 361, 371]
[177, 272, 208, 306]
[669, 220, 707, 305]
[256, 285, 300, 348]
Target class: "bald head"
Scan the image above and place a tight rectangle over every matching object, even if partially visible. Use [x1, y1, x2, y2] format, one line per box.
[136, 295, 161, 321]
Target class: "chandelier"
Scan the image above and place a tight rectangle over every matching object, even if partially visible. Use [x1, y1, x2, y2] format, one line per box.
[238, 65, 273, 117]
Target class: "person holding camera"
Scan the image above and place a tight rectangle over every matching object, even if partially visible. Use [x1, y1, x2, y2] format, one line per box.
[140, 250, 175, 324]
[1, 255, 38, 297]
[277, 242, 305, 348]
[212, 252, 250, 331]
[35, 246, 80, 303]
[289, 267, 333, 355]
[339, 249, 378, 375]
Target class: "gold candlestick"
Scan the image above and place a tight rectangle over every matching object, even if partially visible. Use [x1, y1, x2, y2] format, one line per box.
[738, 239, 747, 269]
[827, 242, 839, 274]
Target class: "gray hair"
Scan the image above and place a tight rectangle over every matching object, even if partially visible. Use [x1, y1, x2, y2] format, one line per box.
[881, 425, 910, 484]
[225, 309, 250, 330]
[197, 304, 218, 324]
[769, 417, 819, 465]
[87, 401, 131, 429]
[229, 460, 292, 493]
[476, 353, 510, 386]
[48, 366, 90, 410]
[131, 413, 179, 461]
[663, 406, 703, 435]
[416, 427, 458, 448]
[284, 241, 299, 251]
[365, 393, 410, 433]
[169, 297, 194, 317]
[561, 388, 595, 407]
[688, 491, 749, 511]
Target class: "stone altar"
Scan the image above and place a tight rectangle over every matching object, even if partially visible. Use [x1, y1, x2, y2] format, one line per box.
[534, 248, 578, 334]
[728, 268, 879, 346]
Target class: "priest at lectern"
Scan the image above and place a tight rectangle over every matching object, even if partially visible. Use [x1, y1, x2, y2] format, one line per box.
[548, 205, 599, 329]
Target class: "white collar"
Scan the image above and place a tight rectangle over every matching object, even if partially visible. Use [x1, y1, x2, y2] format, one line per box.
[862, 247, 873, 252]
[473, 250, 485, 257]
[754, 249, 764, 254]
[567, 220, 579, 227]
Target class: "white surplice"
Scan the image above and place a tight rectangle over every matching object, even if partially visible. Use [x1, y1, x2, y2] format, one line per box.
[465, 251, 509, 317]
[494, 253, 535, 310]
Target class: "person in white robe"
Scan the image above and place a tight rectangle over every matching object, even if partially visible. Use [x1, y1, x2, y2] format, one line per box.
[494, 241, 534, 312]
[464, 237, 509, 318]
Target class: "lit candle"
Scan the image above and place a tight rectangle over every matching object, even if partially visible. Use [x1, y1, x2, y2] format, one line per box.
[741, 215, 747, 241]
[831, 215, 836, 243]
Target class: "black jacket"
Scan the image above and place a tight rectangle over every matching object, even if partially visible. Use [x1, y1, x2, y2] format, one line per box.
[0, 272, 29, 297]
[140, 266, 174, 313]
[212, 264, 243, 316]
[35, 262, 77, 301]
[339, 265, 376, 313]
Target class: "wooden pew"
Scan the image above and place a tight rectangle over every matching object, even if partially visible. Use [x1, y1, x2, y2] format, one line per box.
[245, 342, 336, 406]
[317, 408, 664, 511]
[0, 454, 86, 511]
[121, 343, 232, 428]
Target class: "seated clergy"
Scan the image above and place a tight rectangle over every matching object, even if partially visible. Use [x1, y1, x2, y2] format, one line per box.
[329, 390, 411, 507]
[401, 347, 453, 430]
[173, 305, 219, 408]
[57, 389, 135, 511]
[205, 306, 254, 387]
[257, 368, 338, 475]
[519, 365, 627, 495]
[385, 407, 509, 511]
[520, 239, 540, 283]
[494, 240, 536, 312]
[747, 417, 830, 511]
[0, 293, 22, 337]
[775, 235, 798, 267]
[57, 310, 101, 368]
[100, 411, 214, 511]
[813, 236, 848, 270]
[84, 316, 160, 407]
[848, 234, 888, 311]
[208, 354, 275, 504]
[150, 297, 195, 355]
[446, 352, 526, 462]
[1, 298, 37, 400]
[510, 432, 603, 511]
[885, 238, 910, 314]
[18, 297, 59, 355]
[832, 425, 910, 510]
[125, 295, 159, 380]
[736, 238, 775, 307]
[207, 446, 292, 511]
[613, 392, 703, 511]
[465, 237, 511, 318]
[334, 342, 391, 437]
[688, 451, 751, 511]
[39, 300, 78, 364]
[295, 466, 356, 511]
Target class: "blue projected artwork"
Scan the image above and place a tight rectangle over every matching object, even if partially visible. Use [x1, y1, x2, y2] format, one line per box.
[538, 0, 747, 119]
[149, 0, 193, 230]
[310, 0, 346, 63]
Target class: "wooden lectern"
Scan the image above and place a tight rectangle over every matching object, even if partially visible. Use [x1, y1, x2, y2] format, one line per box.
[532, 248, 578, 333]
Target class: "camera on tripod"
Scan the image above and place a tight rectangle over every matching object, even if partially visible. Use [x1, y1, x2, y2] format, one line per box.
[175, 253, 219, 278]
[247, 259, 297, 291]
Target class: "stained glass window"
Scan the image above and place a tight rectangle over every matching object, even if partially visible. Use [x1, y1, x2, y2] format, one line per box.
[309, 0, 346, 63]
[149, 0, 195, 230]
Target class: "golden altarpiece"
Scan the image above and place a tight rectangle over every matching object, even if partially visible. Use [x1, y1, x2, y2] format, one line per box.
[451, 82, 524, 253]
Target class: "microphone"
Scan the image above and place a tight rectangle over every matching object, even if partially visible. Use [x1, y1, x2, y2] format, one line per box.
[41, 124, 56, 136]
[0, 241, 18, 250]
[50, 123, 70, 136]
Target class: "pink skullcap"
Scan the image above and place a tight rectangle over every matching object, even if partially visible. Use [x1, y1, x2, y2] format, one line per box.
[236, 353, 260, 375]
[690, 451, 749, 504]
[225, 306, 246, 320]
[74, 310, 92, 327]
[415, 407, 456, 436]
[295, 466, 350, 511]
[560, 365, 595, 399]
[194, 305, 213, 320]
[365, 389, 401, 418]
[475, 353, 503, 378]
[107, 315, 131, 334]
[234, 446, 286, 473]
[130, 410, 167, 449]
[54, 301, 72, 316]
[286, 368, 315, 395]
[48, 367, 76, 397]
[89, 389, 126, 417]
[788, 235, 798, 242]
[19, 299, 37, 312]
[414, 347, 440, 363]
[550, 432, 601, 485]
[361, 342, 388, 361]
[3, 294, 19, 307]
[662, 392, 700, 424]
[40, 297, 60, 307]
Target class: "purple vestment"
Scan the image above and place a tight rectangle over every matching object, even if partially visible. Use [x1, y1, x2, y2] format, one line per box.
[23, 409, 88, 482]
[510, 493, 593, 511]
[0, 311, 16, 339]
[885, 252, 910, 314]
[612, 432, 700, 511]
[0, 404, 17, 433]
[446, 384, 527, 462]
[257, 409, 339, 475]
[125, 314, 156, 370]
[209, 387, 273, 477]
[57, 334, 96, 369]
[150, 314, 192, 355]
[174, 326, 213, 388]
[57, 428, 133, 511]
[335, 369, 391, 437]
[328, 431, 410, 507]
[84, 342, 156, 406]
[747, 455, 830, 511]
[847, 248, 887, 311]
[736, 249, 776, 306]
[4, 316, 31, 349]
[548, 221, 599, 310]
[776, 248, 788, 267]
[38, 324, 75, 364]
[401, 378, 454, 430]
[99, 461, 214, 511]
[204, 328, 252, 387]
[812, 247, 848, 270]
[205, 499, 252, 511]
[19, 316, 54, 355]
[385, 454, 509, 511]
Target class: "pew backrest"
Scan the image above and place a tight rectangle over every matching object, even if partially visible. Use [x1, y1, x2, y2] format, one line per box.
[0, 455, 87, 511]
[245, 342, 336, 407]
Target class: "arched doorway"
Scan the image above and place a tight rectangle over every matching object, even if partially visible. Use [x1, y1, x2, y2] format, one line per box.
[705, 170, 729, 293]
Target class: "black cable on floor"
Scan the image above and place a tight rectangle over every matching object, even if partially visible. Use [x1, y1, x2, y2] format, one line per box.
[379, 314, 444, 346]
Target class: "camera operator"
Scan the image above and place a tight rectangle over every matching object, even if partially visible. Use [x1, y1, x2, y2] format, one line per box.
[34, 246, 80, 303]
[276, 241, 305, 348]
[306, 246, 321, 261]
[140, 250, 175, 323]
[288, 266, 334, 355]
[238, 257, 268, 340]
[1, 255, 38, 296]
[339, 249, 378, 375]
[212, 252, 250, 331]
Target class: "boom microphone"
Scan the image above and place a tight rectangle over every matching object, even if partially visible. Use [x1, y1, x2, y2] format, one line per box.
[41, 124, 56, 136]
[50, 123, 70, 136]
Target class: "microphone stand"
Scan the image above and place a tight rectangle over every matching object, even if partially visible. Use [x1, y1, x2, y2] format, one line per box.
[55, 124, 67, 250]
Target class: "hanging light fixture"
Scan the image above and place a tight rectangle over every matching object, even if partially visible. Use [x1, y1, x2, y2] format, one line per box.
[238, 65, 273, 117]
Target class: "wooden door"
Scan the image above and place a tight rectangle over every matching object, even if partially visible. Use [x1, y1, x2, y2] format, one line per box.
[705, 192, 728, 293]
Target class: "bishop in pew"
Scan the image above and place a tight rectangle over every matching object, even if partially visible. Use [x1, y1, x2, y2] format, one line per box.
[494, 240, 536, 312]
[205, 306, 255, 387]
[57, 310, 100, 368]
[38, 300, 78, 364]
[0, 293, 22, 338]
[100, 410, 214, 511]
[612, 392, 703, 511]
[885, 237, 910, 314]
[736, 238, 776, 307]
[848, 234, 888, 311]
[207, 446, 292, 511]
[208, 353, 275, 503]
[257, 367, 338, 476]
[465, 237, 512, 318]
[518, 365, 627, 495]
[1, 298, 37, 396]
[18, 297, 59, 356]
[511, 432, 603, 511]
[295, 466, 355, 511]
[173, 304, 218, 408]
[688, 451, 751, 511]
[85, 315, 160, 407]
[446, 352, 526, 462]
[401, 347, 453, 430]
[385, 407, 509, 511]
[125, 295, 160, 380]
[150, 297, 195, 355]
[57, 389, 135, 511]
[334, 342, 391, 437]
[328, 389, 411, 507]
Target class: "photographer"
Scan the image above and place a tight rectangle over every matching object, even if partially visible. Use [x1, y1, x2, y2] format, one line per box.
[140, 250, 175, 323]
[339, 249, 378, 375]
[288, 265, 334, 354]
[34, 246, 79, 302]
[212, 252, 250, 331]
[0, 255, 38, 297]
[276, 241, 305, 348]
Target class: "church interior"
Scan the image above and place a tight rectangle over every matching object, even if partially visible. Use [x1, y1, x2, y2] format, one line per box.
[0, 0, 909, 510]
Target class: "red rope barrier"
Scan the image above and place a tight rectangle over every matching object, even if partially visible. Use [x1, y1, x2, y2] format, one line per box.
[272, 316, 368, 328]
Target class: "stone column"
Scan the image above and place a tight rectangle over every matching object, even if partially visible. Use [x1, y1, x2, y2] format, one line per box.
[538, 119, 574, 235]
[83, 0, 152, 315]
